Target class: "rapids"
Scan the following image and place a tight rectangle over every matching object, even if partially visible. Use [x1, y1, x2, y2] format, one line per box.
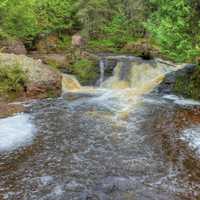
[0, 56, 200, 200]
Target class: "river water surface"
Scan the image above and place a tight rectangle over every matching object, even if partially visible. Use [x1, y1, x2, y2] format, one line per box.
[0, 57, 200, 200]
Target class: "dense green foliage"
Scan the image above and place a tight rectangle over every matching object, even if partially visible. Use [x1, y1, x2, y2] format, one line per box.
[146, 0, 200, 62]
[0, 0, 200, 62]
[0, 64, 27, 95]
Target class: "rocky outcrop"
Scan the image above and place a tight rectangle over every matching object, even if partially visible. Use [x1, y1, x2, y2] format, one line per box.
[0, 53, 62, 100]
[29, 52, 69, 69]
[0, 40, 27, 55]
[155, 64, 197, 95]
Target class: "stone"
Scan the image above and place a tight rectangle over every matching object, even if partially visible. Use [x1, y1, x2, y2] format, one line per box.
[0, 40, 27, 55]
[29, 52, 69, 69]
[0, 53, 62, 100]
[155, 64, 197, 94]
[72, 34, 85, 48]
[0, 103, 25, 118]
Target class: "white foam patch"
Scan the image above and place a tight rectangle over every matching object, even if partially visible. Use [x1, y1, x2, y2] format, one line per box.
[162, 94, 180, 101]
[0, 113, 36, 152]
[181, 127, 200, 155]
[163, 95, 200, 106]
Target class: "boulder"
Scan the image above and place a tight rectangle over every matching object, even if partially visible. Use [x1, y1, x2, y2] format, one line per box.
[0, 40, 27, 55]
[0, 103, 25, 118]
[155, 64, 197, 95]
[72, 34, 85, 48]
[0, 53, 62, 100]
[29, 52, 69, 69]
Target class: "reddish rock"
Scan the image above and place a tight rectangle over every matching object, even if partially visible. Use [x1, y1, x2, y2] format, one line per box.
[0, 103, 25, 118]
[0, 53, 62, 100]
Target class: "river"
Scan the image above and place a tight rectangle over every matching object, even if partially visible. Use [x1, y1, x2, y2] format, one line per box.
[0, 56, 199, 200]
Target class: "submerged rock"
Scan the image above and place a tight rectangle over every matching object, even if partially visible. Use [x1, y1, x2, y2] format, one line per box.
[0, 53, 62, 100]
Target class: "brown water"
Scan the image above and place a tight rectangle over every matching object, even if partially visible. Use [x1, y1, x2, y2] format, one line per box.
[0, 57, 200, 200]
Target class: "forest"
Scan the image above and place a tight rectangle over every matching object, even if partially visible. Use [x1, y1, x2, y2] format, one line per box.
[0, 0, 200, 62]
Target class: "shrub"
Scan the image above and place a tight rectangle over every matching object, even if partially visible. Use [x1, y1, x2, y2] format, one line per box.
[71, 58, 98, 85]
[0, 64, 27, 95]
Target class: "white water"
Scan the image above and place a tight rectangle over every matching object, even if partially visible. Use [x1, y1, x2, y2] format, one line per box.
[99, 59, 105, 86]
[0, 113, 36, 152]
[163, 95, 200, 106]
[181, 127, 200, 155]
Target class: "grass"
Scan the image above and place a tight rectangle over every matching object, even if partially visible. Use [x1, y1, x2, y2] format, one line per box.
[0, 63, 27, 96]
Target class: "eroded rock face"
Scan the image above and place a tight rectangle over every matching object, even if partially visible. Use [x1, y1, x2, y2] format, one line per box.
[0, 53, 62, 100]
[0, 40, 27, 55]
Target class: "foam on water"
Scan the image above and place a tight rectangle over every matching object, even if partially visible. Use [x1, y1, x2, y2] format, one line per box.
[163, 95, 200, 106]
[0, 113, 36, 152]
[181, 127, 200, 155]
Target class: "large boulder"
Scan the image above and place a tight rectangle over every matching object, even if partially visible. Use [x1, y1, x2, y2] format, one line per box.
[155, 64, 197, 95]
[0, 53, 62, 100]
[29, 52, 70, 69]
[0, 40, 27, 55]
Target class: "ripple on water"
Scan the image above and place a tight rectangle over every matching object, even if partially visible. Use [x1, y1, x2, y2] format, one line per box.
[0, 113, 36, 153]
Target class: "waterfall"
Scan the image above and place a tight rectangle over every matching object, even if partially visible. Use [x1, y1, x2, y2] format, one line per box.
[101, 57, 183, 92]
[99, 59, 105, 87]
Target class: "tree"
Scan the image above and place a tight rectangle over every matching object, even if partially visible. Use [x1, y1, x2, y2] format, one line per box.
[147, 0, 200, 62]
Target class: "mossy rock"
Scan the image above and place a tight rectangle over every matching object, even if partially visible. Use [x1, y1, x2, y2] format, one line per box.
[0, 53, 62, 101]
[173, 66, 200, 100]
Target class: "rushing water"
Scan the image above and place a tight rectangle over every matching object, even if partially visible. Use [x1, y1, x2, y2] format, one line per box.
[0, 57, 200, 200]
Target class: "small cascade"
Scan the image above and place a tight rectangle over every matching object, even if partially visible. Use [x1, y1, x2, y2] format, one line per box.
[99, 59, 105, 87]
[62, 74, 81, 93]
[102, 57, 181, 93]
[99, 59, 104, 86]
